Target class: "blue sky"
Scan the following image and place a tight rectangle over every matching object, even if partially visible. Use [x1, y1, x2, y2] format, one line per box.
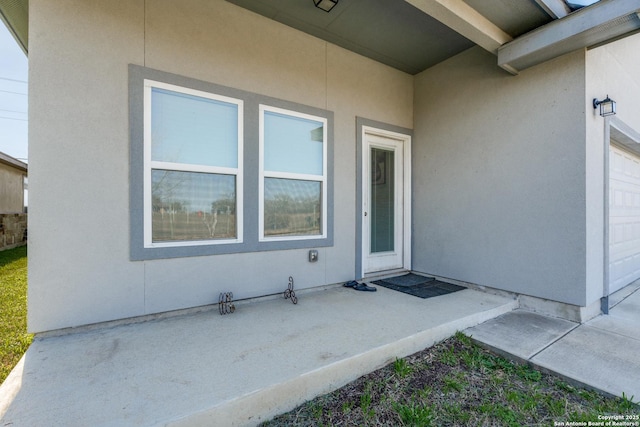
[0, 22, 28, 162]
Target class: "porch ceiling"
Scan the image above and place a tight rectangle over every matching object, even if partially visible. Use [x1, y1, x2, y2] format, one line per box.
[226, 0, 553, 74]
[1, 0, 639, 75]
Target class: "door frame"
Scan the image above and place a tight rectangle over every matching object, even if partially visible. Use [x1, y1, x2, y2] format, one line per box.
[355, 118, 412, 279]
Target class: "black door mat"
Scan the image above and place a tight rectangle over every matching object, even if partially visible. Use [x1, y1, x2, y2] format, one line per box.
[376, 273, 435, 287]
[372, 274, 466, 299]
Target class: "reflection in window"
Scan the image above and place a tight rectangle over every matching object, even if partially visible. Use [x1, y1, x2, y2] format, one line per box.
[370, 148, 394, 253]
[264, 178, 321, 236]
[151, 88, 238, 168]
[263, 111, 323, 175]
[152, 170, 236, 242]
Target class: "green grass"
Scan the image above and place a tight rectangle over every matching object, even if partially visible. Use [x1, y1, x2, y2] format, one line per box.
[393, 401, 434, 426]
[393, 357, 413, 378]
[262, 331, 639, 426]
[0, 246, 31, 384]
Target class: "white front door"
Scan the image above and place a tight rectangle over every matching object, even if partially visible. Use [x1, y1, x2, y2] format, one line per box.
[609, 143, 640, 293]
[362, 128, 411, 275]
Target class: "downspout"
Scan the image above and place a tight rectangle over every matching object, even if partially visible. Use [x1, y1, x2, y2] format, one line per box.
[601, 118, 611, 314]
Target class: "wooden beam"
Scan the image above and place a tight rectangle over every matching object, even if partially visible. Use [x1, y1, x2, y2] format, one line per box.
[404, 0, 512, 54]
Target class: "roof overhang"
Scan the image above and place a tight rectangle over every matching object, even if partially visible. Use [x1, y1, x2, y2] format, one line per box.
[498, 0, 640, 74]
[534, 0, 571, 18]
[226, 0, 478, 75]
[0, 0, 28, 55]
[1, 0, 639, 76]
[0, 151, 27, 173]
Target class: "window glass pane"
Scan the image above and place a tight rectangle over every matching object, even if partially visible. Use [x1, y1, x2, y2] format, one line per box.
[152, 88, 238, 168]
[152, 170, 236, 242]
[370, 148, 394, 253]
[264, 111, 323, 175]
[264, 178, 321, 237]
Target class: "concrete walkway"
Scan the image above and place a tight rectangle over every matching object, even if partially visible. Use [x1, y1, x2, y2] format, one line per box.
[0, 285, 517, 427]
[465, 284, 640, 401]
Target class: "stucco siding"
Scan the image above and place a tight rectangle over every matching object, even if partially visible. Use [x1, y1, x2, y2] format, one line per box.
[28, 0, 147, 332]
[27, 0, 412, 332]
[413, 47, 588, 306]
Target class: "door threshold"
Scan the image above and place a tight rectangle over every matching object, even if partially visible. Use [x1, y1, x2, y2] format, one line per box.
[363, 269, 409, 282]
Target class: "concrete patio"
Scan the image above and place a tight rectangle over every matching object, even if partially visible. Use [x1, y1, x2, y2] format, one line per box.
[0, 283, 517, 427]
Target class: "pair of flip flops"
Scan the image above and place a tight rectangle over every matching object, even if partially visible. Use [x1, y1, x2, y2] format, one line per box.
[343, 280, 377, 292]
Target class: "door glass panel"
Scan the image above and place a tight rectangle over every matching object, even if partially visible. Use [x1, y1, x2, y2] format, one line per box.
[370, 147, 394, 253]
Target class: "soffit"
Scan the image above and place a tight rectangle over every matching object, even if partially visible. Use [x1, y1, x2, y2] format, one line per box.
[226, 0, 477, 75]
[226, 0, 640, 75]
[0, 0, 28, 54]
[463, 0, 553, 37]
[226, 0, 562, 74]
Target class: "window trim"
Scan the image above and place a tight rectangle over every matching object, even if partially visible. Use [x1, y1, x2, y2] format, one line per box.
[258, 105, 328, 242]
[130, 64, 334, 261]
[143, 79, 244, 248]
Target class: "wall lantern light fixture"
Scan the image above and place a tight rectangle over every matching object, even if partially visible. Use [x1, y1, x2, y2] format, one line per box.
[314, 0, 338, 12]
[593, 95, 616, 117]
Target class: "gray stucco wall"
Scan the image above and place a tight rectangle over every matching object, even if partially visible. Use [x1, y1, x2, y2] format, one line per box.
[412, 47, 588, 306]
[27, 0, 413, 332]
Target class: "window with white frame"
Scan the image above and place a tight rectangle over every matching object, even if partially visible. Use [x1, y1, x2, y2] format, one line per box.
[143, 80, 243, 247]
[130, 65, 333, 260]
[259, 105, 327, 240]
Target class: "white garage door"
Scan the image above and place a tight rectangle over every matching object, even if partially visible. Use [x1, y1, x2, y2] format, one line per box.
[609, 143, 640, 294]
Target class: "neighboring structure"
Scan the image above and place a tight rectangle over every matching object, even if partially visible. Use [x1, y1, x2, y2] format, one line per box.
[0, 151, 26, 213]
[0, 151, 27, 251]
[0, 0, 639, 333]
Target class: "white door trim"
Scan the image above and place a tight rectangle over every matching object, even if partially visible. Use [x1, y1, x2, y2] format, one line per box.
[361, 125, 411, 277]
